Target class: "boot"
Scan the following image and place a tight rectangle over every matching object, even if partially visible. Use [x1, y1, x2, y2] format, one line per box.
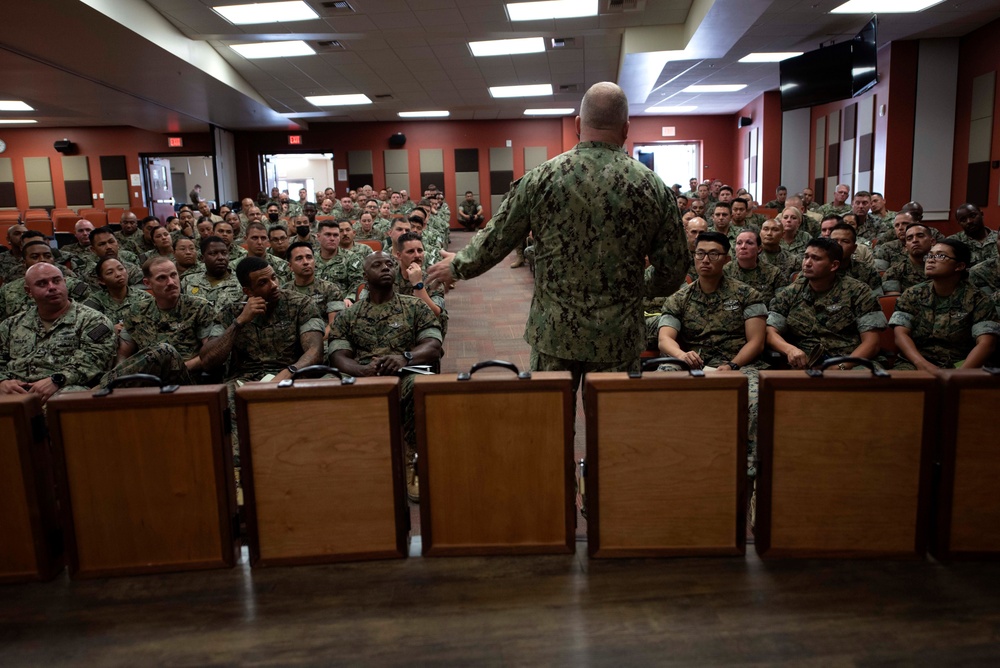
[509, 248, 525, 268]
[406, 451, 420, 504]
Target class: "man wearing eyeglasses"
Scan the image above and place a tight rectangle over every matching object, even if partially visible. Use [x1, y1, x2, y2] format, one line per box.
[890, 240, 999, 372]
[658, 231, 767, 480]
[767, 237, 886, 370]
[883, 223, 936, 296]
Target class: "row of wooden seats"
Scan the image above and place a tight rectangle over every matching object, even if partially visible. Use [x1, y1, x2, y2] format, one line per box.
[2, 364, 997, 583]
[0, 207, 149, 237]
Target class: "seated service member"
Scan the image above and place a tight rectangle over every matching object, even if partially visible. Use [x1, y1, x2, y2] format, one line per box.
[244, 222, 291, 282]
[328, 251, 444, 503]
[657, 231, 767, 478]
[181, 236, 244, 307]
[315, 220, 365, 298]
[0, 238, 90, 322]
[829, 223, 883, 296]
[883, 223, 935, 295]
[0, 263, 115, 402]
[284, 241, 345, 338]
[457, 191, 484, 231]
[82, 256, 152, 326]
[339, 219, 373, 260]
[724, 229, 788, 303]
[969, 234, 1000, 296]
[949, 203, 998, 267]
[72, 226, 143, 288]
[779, 206, 811, 260]
[106, 256, 221, 385]
[890, 240, 999, 371]
[759, 218, 798, 280]
[767, 237, 887, 369]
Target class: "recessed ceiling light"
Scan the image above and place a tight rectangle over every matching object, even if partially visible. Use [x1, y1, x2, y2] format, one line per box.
[489, 84, 554, 98]
[0, 119, 37, 124]
[682, 84, 747, 93]
[739, 52, 803, 63]
[398, 110, 450, 118]
[469, 37, 546, 57]
[0, 101, 33, 111]
[524, 108, 575, 115]
[507, 0, 598, 21]
[213, 1, 318, 25]
[230, 40, 315, 59]
[305, 93, 373, 106]
[831, 0, 944, 12]
[645, 106, 697, 113]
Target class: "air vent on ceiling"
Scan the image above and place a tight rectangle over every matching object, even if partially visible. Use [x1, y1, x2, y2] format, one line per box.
[559, 84, 581, 93]
[313, 0, 355, 16]
[313, 40, 345, 52]
[320, 1, 353, 10]
[551, 37, 577, 49]
[606, 0, 646, 12]
[373, 94, 393, 100]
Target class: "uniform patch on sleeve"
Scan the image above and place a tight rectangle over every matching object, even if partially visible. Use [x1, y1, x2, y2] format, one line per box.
[87, 323, 112, 342]
[71, 282, 89, 298]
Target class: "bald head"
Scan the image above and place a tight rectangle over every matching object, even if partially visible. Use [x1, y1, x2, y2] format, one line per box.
[25, 261, 60, 282]
[578, 82, 629, 143]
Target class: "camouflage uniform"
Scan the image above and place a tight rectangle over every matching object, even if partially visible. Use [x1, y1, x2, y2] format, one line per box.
[889, 280, 1000, 369]
[779, 230, 812, 262]
[874, 239, 906, 272]
[82, 286, 152, 324]
[107, 293, 222, 385]
[124, 235, 154, 257]
[882, 258, 927, 294]
[114, 230, 142, 251]
[0, 251, 23, 284]
[227, 245, 248, 266]
[238, 252, 291, 283]
[449, 140, 686, 386]
[327, 293, 443, 451]
[345, 242, 374, 261]
[760, 247, 799, 280]
[969, 258, 1000, 296]
[0, 302, 115, 391]
[768, 274, 887, 359]
[818, 202, 851, 218]
[59, 242, 91, 263]
[314, 249, 364, 298]
[285, 278, 345, 320]
[71, 250, 143, 289]
[724, 261, 788, 304]
[856, 215, 888, 243]
[947, 230, 999, 267]
[218, 289, 325, 382]
[180, 269, 243, 307]
[657, 275, 767, 477]
[838, 259, 884, 297]
[0, 273, 90, 322]
[354, 225, 386, 242]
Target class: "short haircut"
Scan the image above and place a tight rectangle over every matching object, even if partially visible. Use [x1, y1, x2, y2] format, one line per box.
[821, 213, 843, 225]
[855, 190, 871, 199]
[89, 226, 115, 246]
[268, 224, 288, 237]
[173, 235, 195, 250]
[142, 255, 175, 278]
[806, 237, 843, 263]
[395, 231, 423, 252]
[199, 235, 227, 254]
[246, 222, 267, 234]
[318, 219, 340, 231]
[212, 220, 233, 231]
[776, 185, 787, 193]
[719, 185, 733, 195]
[95, 255, 121, 278]
[695, 231, 730, 253]
[737, 229, 762, 246]
[713, 201, 732, 213]
[465, 190, 473, 196]
[904, 222, 931, 236]
[286, 241, 314, 259]
[22, 238, 50, 253]
[937, 238, 971, 266]
[236, 256, 269, 287]
[732, 197, 750, 208]
[830, 223, 857, 242]
[580, 82, 629, 130]
[141, 216, 160, 227]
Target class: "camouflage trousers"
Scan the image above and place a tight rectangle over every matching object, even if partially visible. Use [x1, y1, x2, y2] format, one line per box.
[101, 342, 194, 387]
[530, 349, 639, 406]
[399, 373, 416, 458]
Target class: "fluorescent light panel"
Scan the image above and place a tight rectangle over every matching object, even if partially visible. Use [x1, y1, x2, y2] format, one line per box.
[398, 111, 450, 118]
[0, 119, 37, 124]
[489, 84, 553, 98]
[213, 1, 318, 25]
[682, 84, 747, 93]
[469, 37, 545, 57]
[739, 52, 802, 63]
[0, 100, 33, 111]
[230, 40, 315, 59]
[645, 106, 697, 113]
[305, 94, 373, 106]
[831, 0, 944, 12]
[507, 0, 598, 21]
[524, 108, 574, 115]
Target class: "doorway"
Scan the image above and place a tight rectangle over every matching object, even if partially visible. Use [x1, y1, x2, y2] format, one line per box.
[260, 153, 335, 202]
[141, 155, 216, 222]
[632, 142, 701, 191]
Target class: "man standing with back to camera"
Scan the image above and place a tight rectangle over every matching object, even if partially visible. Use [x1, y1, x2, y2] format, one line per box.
[428, 82, 686, 392]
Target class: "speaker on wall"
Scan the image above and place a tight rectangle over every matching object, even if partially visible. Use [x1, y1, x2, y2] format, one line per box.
[738, 116, 753, 129]
[389, 133, 406, 148]
[54, 139, 76, 154]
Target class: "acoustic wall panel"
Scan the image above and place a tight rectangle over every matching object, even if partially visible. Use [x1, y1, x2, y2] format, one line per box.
[781, 108, 811, 194]
[347, 150, 373, 192]
[855, 96, 875, 193]
[524, 147, 548, 171]
[967, 71, 994, 206]
[814, 116, 826, 201]
[383, 149, 409, 193]
[840, 103, 856, 194]
[0, 157, 15, 209]
[454, 148, 479, 212]
[419, 149, 444, 195]
[62, 156, 92, 208]
[99, 156, 129, 208]
[911, 39, 959, 218]
[24, 158, 54, 208]
[489, 147, 513, 214]
[826, 111, 840, 201]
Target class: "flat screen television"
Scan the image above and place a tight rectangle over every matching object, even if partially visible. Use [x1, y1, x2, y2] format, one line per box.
[779, 16, 878, 112]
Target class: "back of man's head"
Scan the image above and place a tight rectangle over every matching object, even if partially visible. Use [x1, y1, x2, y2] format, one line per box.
[579, 82, 629, 133]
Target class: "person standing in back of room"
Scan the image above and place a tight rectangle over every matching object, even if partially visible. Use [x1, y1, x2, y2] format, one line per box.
[427, 81, 686, 393]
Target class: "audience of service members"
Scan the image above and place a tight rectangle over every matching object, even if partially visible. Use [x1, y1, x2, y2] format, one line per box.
[2, 167, 999, 507]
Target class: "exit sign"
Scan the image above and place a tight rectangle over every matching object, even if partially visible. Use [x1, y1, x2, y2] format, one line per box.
[288, 135, 302, 145]
[167, 136, 183, 147]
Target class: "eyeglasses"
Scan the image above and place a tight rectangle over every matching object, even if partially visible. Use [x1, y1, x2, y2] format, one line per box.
[924, 253, 957, 262]
[693, 250, 727, 261]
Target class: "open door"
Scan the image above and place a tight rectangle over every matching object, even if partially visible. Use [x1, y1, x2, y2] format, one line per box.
[145, 157, 174, 222]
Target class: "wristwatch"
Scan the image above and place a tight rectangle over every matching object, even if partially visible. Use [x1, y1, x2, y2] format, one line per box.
[403, 351, 413, 363]
[838, 363, 848, 371]
[287, 365, 298, 375]
[412, 281, 424, 291]
[725, 361, 740, 371]
[51, 372, 67, 387]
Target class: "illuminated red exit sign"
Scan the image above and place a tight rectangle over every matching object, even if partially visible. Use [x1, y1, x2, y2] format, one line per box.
[288, 135, 302, 145]
[167, 136, 183, 148]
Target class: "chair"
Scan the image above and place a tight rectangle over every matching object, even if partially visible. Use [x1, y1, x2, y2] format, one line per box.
[46, 381, 239, 578]
[584, 361, 748, 557]
[129, 206, 149, 218]
[23, 219, 52, 235]
[755, 361, 937, 558]
[82, 210, 108, 227]
[0, 395, 62, 583]
[0, 211, 19, 223]
[53, 212, 79, 234]
[359, 239, 382, 252]
[932, 369, 1000, 561]
[236, 370, 408, 567]
[23, 209, 50, 220]
[414, 362, 575, 556]
[106, 207, 126, 224]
